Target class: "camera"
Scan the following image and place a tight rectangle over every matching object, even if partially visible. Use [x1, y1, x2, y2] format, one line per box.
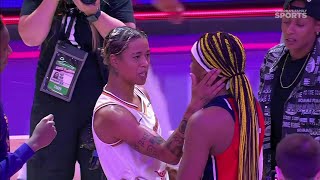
[65, 0, 96, 5]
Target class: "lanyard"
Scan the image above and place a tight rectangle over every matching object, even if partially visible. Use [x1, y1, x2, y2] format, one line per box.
[59, 8, 78, 41]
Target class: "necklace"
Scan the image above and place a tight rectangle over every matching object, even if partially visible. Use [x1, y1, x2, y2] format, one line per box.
[280, 52, 311, 89]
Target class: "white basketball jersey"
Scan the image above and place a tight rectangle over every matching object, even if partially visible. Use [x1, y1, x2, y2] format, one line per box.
[92, 86, 169, 180]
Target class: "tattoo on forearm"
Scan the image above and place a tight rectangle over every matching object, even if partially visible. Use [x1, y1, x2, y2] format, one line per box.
[166, 135, 184, 157]
[179, 119, 188, 134]
[147, 135, 164, 157]
[149, 135, 165, 145]
[165, 120, 188, 157]
[132, 144, 140, 151]
[147, 145, 158, 157]
[137, 131, 150, 147]
[133, 131, 164, 158]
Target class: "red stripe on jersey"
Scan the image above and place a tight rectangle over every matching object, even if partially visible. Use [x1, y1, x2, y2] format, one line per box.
[213, 98, 265, 180]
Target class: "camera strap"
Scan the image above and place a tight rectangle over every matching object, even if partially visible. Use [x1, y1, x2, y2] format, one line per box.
[40, 8, 88, 102]
[60, 8, 78, 42]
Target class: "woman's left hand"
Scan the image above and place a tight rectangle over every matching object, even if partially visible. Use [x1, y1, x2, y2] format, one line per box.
[187, 69, 226, 114]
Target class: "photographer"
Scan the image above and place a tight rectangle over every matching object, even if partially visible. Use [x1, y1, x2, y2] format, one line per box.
[18, 0, 134, 179]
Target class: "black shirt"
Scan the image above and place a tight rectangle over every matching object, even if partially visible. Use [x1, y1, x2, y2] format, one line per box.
[19, 0, 135, 95]
[270, 52, 309, 170]
[20, 0, 135, 23]
[20, 0, 135, 50]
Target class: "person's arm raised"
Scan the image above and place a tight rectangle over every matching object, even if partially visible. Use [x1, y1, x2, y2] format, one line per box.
[19, 0, 60, 46]
[73, 0, 126, 38]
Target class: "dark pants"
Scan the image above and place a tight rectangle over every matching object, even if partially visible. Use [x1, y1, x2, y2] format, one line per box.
[27, 52, 107, 180]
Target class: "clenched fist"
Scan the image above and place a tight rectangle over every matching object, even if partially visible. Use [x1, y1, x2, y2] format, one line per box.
[26, 114, 57, 152]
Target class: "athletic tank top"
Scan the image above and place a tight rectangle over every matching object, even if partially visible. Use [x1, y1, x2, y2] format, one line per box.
[202, 95, 265, 180]
[92, 86, 169, 180]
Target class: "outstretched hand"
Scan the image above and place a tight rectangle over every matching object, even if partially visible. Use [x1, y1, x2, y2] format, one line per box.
[187, 69, 226, 114]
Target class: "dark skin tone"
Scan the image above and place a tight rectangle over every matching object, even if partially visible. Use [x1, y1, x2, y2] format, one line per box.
[281, 0, 320, 60]
[0, 26, 12, 72]
[177, 57, 235, 179]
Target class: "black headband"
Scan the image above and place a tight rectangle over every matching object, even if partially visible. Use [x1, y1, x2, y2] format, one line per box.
[284, 0, 320, 20]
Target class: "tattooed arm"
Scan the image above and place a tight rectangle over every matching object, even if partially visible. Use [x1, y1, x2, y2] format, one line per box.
[93, 104, 193, 165]
[93, 70, 225, 165]
[135, 117, 188, 164]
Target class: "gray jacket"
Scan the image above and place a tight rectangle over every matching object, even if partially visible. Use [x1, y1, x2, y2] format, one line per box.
[258, 37, 320, 177]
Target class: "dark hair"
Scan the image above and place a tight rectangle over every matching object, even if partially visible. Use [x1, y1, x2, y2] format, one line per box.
[195, 32, 260, 180]
[276, 134, 320, 180]
[102, 26, 147, 66]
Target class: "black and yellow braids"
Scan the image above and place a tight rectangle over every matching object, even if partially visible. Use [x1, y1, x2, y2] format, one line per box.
[198, 32, 259, 180]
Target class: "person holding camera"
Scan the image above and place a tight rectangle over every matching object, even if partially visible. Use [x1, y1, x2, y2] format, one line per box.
[18, 0, 134, 179]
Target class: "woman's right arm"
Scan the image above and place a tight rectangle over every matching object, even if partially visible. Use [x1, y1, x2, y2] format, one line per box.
[18, 0, 60, 46]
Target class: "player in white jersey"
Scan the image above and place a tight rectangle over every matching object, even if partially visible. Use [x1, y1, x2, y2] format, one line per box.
[92, 26, 226, 179]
